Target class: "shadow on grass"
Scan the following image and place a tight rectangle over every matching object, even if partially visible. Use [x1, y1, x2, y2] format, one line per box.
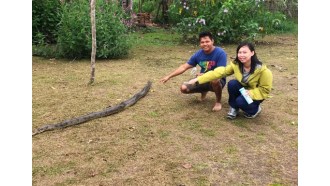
[229, 118, 254, 131]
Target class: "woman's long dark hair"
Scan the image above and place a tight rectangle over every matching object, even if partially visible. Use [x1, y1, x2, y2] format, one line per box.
[234, 42, 262, 74]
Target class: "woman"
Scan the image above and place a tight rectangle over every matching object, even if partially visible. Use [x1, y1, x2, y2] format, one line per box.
[188, 42, 273, 119]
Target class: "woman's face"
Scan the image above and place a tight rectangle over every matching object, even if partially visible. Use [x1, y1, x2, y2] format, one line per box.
[237, 46, 254, 64]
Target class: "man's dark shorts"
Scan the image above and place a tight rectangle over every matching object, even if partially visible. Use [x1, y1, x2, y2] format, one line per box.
[184, 79, 226, 92]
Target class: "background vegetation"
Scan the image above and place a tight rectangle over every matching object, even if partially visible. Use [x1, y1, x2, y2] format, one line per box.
[32, 0, 62, 45]
[32, 0, 297, 59]
[33, 0, 132, 59]
[171, 0, 296, 43]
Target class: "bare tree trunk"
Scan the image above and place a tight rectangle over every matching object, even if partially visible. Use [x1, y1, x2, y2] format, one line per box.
[156, 0, 161, 20]
[162, 0, 169, 24]
[89, 0, 96, 84]
[156, 0, 169, 25]
[138, 0, 141, 13]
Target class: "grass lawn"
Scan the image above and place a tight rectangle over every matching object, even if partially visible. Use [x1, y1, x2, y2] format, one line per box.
[32, 29, 298, 185]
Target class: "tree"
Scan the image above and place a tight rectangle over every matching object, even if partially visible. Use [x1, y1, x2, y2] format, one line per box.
[156, 0, 169, 25]
[89, 0, 96, 84]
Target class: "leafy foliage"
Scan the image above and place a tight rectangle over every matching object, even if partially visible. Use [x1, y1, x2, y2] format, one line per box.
[56, 0, 132, 59]
[93, 1, 132, 59]
[56, 1, 90, 59]
[32, 0, 62, 44]
[168, 0, 292, 43]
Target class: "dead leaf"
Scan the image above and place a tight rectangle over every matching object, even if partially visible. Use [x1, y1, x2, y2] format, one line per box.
[182, 163, 192, 169]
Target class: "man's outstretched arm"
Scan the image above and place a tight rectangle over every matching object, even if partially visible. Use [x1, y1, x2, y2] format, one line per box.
[160, 63, 193, 83]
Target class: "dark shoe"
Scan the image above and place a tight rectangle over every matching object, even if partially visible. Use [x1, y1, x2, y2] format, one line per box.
[244, 106, 262, 119]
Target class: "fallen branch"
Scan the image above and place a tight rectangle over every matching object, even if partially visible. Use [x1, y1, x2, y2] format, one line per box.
[32, 81, 152, 136]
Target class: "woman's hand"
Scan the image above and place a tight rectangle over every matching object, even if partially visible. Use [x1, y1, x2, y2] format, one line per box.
[246, 90, 251, 97]
[187, 78, 198, 85]
[196, 72, 204, 77]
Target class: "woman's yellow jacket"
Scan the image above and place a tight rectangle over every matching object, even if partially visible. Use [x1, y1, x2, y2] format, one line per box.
[197, 61, 273, 100]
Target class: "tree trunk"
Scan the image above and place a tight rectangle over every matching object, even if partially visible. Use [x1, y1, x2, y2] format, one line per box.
[162, 0, 169, 24]
[89, 0, 96, 84]
[156, 0, 161, 20]
[32, 81, 152, 136]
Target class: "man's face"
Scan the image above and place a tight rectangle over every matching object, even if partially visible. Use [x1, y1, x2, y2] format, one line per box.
[199, 36, 214, 54]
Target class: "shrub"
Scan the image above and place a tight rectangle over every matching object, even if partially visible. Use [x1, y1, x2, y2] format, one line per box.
[32, 0, 62, 44]
[210, 0, 262, 43]
[56, 0, 132, 59]
[141, 1, 157, 13]
[169, 0, 290, 43]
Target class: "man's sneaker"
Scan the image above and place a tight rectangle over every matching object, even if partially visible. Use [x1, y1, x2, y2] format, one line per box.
[244, 106, 262, 119]
[227, 107, 238, 119]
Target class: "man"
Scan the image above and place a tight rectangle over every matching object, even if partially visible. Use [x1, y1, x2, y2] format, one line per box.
[160, 31, 227, 111]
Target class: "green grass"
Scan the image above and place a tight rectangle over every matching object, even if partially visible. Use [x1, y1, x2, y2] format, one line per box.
[33, 161, 76, 176]
[131, 27, 182, 47]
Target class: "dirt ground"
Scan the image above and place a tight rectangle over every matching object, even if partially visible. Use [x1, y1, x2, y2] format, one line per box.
[32, 33, 298, 185]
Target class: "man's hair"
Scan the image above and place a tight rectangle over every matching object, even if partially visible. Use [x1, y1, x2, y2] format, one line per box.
[199, 31, 213, 41]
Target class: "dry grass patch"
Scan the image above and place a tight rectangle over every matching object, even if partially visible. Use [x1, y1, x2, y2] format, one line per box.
[33, 33, 297, 185]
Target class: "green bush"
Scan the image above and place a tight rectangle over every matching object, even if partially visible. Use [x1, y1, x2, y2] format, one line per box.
[32, 44, 58, 58]
[256, 11, 296, 34]
[169, 0, 291, 43]
[142, 1, 157, 13]
[32, 0, 62, 44]
[56, 1, 90, 59]
[210, 0, 262, 43]
[56, 0, 132, 59]
[168, 0, 218, 25]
